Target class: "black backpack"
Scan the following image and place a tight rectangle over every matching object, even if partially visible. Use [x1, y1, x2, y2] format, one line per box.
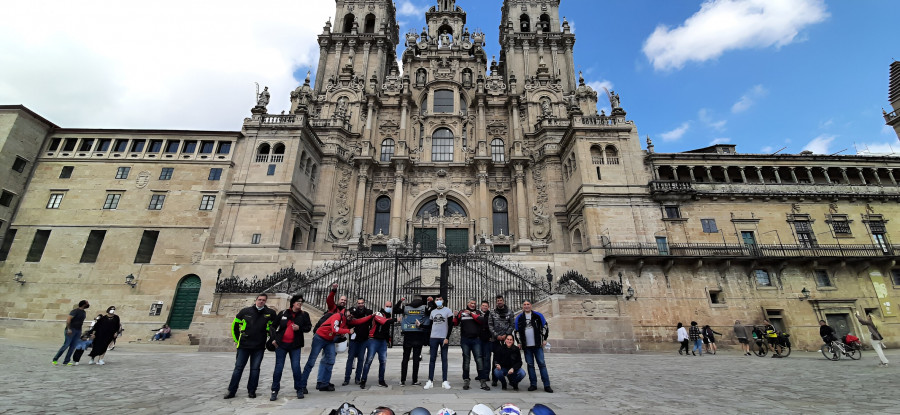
[313, 311, 335, 333]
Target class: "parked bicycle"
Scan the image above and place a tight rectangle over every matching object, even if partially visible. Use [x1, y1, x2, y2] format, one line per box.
[751, 326, 792, 357]
[821, 334, 862, 361]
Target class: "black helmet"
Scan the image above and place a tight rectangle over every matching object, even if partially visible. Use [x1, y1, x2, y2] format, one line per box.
[405, 408, 431, 415]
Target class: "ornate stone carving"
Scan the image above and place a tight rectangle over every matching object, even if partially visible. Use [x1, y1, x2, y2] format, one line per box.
[135, 171, 151, 189]
[328, 166, 353, 241]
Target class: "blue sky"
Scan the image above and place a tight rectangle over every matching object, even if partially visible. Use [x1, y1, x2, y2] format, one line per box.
[1, 0, 897, 155]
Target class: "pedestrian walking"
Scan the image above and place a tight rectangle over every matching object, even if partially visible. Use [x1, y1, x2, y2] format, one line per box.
[424, 296, 453, 390]
[514, 300, 552, 393]
[855, 310, 889, 367]
[702, 325, 722, 354]
[224, 293, 277, 399]
[733, 320, 751, 356]
[676, 322, 689, 356]
[688, 321, 702, 356]
[488, 294, 515, 386]
[398, 297, 428, 386]
[492, 334, 526, 390]
[87, 306, 121, 365]
[359, 300, 396, 388]
[268, 294, 311, 400]
[108, 324, 124, 351]
[52, 299, 90, 366]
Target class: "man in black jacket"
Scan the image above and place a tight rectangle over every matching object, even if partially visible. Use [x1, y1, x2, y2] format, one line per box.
[477, 300, 493, 384]
[454, 298, 489, 391]
[488, 295, 515, 386]
[398, 297, 428, 386]
[225, 293, 277, 399]
[514, 300, 552, 393]
[360, 300, 396, 388]
[269, 294, 312, 400]
[343, 298, 373, 386]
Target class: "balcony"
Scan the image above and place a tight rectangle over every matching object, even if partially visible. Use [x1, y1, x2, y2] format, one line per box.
[884, 109, 899, 125]
[650, 180, 695, 193]
[603, 242, 897, 260]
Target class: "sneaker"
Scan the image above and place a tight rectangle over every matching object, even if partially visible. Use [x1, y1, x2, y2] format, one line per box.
[424, 380, 434, 390]
[399, 381, 406, 386]
[378, 381, 388, 388]
[97, 360, 105, 365]
[359, 381, 366, 389]
[480, 380, 490, 391]
[52, 361, 59, 366]
[512, 383, 518, 391]
[66, 362, 73, 366]
[441, 381, 451, 390]
[411, 381, 421, 386]
[223, 392, 236, 399]
[88, 359, 95, 365]
[341, 381, 350, 386]
[544, 386, 554, 393]
[73, 362, 79, 366]
[527, 385, 538, 391]
[302, 387, 309, 395]
[296, 390, 304, 399]
[492, 380, 498, 387]
[463, 379, 471, 390]
[270, 391, 278, 401]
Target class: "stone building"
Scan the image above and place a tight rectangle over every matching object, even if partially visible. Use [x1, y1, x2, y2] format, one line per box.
[1, 0, 898, 352]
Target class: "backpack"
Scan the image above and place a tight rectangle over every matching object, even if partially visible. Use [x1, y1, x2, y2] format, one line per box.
[313, 311, 335, 333]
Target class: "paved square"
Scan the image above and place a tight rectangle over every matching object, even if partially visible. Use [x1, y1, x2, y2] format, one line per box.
[5, 338, 896, 414]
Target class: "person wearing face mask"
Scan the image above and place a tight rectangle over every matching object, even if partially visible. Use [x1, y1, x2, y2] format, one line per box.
[86, 305, 121, 365]
[52, 299, 90, 366]
[398, 297, 428, 386]
[225, 293, 277, 399]
[424, 295, 454, 390]
[342, 298, 373, 386]
[359, 300, 396, 388]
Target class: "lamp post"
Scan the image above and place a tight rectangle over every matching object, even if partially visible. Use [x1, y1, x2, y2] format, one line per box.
[13, 271, 25, 285]
[626, 286, 635, 300]
[546, 265, 553, 293]
[800, 287, 810, 300]
[125, 273, 136, 288]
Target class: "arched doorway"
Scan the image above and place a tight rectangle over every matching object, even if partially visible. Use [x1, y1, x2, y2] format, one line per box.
[414, 198, 469, 253]
[168, 275, 201, 330]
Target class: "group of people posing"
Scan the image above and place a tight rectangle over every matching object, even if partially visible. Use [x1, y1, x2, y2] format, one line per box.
[225, 286, 553, 401]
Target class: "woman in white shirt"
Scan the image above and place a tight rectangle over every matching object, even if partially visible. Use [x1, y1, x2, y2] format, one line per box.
[676, 322, 689, 356]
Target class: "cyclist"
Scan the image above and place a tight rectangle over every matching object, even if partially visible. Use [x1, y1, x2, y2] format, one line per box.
[763, 320, 783, 357]
[819, 320, 837, 345]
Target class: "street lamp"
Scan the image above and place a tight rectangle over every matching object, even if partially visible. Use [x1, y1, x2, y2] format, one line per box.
[125, 273, 137, 288]
[800, 287, 810, 300]
[13, 271, 25, 285]
[546, 265, 553, 293]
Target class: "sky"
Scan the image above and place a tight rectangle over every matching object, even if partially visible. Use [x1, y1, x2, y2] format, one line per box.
[1, 0, 897, 156]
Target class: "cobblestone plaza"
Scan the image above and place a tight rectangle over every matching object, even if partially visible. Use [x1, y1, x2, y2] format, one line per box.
[4, 338, 896, 414]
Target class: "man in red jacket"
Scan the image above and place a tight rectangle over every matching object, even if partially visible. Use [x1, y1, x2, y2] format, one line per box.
[298, 298, 352, 393]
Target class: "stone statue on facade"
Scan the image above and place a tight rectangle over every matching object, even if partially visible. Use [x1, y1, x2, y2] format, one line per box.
[256, 86, 270, 109]
[609, 90, 620, 109]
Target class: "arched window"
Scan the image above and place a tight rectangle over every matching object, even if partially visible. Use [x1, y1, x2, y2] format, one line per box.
[342, 13, 354, 33]
[492, 197, 509, 236]
[256, 143, 270, 162]
[381, 138, 395, 162]
[417, 198, 467, 217]
[491, 139, 505, 162]
[431, 128, 454, 162]
[364, 14, 376, 33]
[539, 14, 551, 32]
[433, 89, 454, 113]
[605, 145, 619, 165]
[520, 14, 531, 32]
[310, 164, 318, 181]
[572, 229, 583, 252]
[272, 143, 286, 162]
[373, 196, 391, 235]
[590, 146, 603, 164]
[291, 228, 303, 250]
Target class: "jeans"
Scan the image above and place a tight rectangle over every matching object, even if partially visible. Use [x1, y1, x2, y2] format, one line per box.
[459, 337, 483, 380]
[271, 345, 303, 392]
[493, 367, 526, 387]
[401, 343, 423, 383]
[299, 334, 336, 388]
[361, 338, 388, 382]
[693, 339, 703, 355]
[428, 338, 449, 382]
[344, 340, 367, 383]
[53, 328, 82, 364]
[227, 348, 265, 394]
[479, 339, 493, 380]
[523, 346, 550, 388]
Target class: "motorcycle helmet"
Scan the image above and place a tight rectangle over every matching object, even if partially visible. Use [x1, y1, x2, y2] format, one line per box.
[527, 405, 556, 415]
[405, 408, 431, 415]
[330, 403, 362, 415]
[336, 340, 349, 353]
[495, 404, 521, 415]
[436, 409, 456, 415]
[469, 404, 493, 415]
[371, 407, 395, 415]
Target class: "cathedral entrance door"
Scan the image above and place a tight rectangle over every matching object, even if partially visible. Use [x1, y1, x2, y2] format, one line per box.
[414, 228, 438, 252]
[445, 228, 469, 254]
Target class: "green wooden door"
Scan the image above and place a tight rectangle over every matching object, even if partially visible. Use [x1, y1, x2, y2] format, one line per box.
[168, 275, 201, 330]
[414, 228, 438, 252]
[445, 229, 469, 254]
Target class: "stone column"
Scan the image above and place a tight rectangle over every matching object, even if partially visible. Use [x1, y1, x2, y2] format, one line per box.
[687, 166, 696, 182]
[362, 41, 372, 84]
[806, 167, 814, 184]
[722, 166, 731, 183]
[870, 168, 882, 185]
[887, 169, 897, 185]
[739, 167, 747, 183]
[351, 162, 370, 240]
[857, 168, 867, 185]
[822, 168, 832, 184]
[773, 168, 782, 184]
[672, 166, 680, 181]
[789, 167, 798, 183]
[511, 97, 523, 142]
[514, 162, 531, 251]
[390, 161, 406, 239]
[705, 166, 714, 182]
[756, 166, 765, 183]
[565, 39, 576, 91]
[840, 168, 850, 184]
[653, 166, 661, 180]
[315, 42, 328, 92]
[477, 161, 490, 236]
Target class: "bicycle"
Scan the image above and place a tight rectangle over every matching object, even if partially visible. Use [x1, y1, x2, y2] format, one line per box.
[752, 330, 791, 358]
[821, 335, 862, 361]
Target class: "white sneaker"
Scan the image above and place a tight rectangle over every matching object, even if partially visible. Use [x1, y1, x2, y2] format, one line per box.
[73, 362, 79, 366]
[97, 360, 105, 365]
[441, 381, 451, 390]
[88, 359, 95, 365]
[423, 380, 433, 390]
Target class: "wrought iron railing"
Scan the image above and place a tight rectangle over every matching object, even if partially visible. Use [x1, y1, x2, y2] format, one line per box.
[557, 270, 622, 295]
[603, 242, 895, 258]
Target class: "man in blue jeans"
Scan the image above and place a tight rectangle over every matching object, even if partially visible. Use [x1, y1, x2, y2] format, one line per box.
[359, 300, 396, 388]
[268, 294, 311, 400]
[299, 300, 352, 393]
[343, 298, 373, 386]
[514, 300, 553, 393]
[424, 296, 454, 390]
[225, 293, 277, 399]
[52, 300, 90, 366]
[454, 298, 489, 391]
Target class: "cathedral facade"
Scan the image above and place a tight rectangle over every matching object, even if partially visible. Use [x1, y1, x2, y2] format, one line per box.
[1, 1, 899, 350]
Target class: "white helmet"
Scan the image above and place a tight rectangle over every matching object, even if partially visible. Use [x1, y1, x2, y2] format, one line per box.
[495, 404, 521, 415]
[436, 409, 456, 415]
[336, 341, 348, 353]
[469, 404, 493, 415]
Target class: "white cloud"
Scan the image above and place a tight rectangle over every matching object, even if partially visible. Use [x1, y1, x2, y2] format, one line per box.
[803, 134, 836, 154]
[0, 1, 333, 130]
[642, 0, 828, 71]
[731, 84, 768, 113]
[398, 1, 428, 17]
[882, 125, 896, 136]
[587, 80, 614, 113]
[709, 138, 731, 145]
[760, 146, 774, 153]
[698, 108, 726, 130]
[661, 122, 691, 142]
[856, 142, 899, 155]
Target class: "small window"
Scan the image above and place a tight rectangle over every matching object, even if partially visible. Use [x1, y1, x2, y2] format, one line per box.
[78, 139, 94, 152]
[116, 167, 131, 179]
[433, 89, 454, 113]
[96, 139, 112, 152]
[148, 140, 163, 153]
[0, 228, 17, 261]
[12, 157, 28, 173]
[199, 141, 215, 154]
[159, 167, 174, 180]
[431, 128, 454, 162]
[491, 139, 505, 162]
[48, 138, 62, 152]
[373, 196, 391, 235]
[830, 215, 851, 235]
[814, 269, 832, 287]
[208, 168, 222, 181]
[709, 290, 724, 304]
[79, 230, 106, 263]
[59, 166, 74, 179]
[113, 139, 129, 152]
[381, 139, 395, 162]
[134, 230, 160, 264]
[183, 141, 197, 153]
[217, 142, 232, 154]
[251, 233, 261, 244]
[164, 140, 180, 153]
[656, 236, 669, 255]
[664, 205, 681, 219]
[199, 195, 216, 210]
[596, 167, 602, 180]
[26, 229, 51, 262]
[0, 191, 14, 207]
[267, 164, 276, 175]
[148, 194, 165, 210]
[701, 219, 718, 233]
[892, 269, 900, 286]
[62, 138, 78, 151]
[755, 269, 772, 286]
[103, 194, 122, 210]
[130, 140, 146, 153]
[46, 193, 63, 209]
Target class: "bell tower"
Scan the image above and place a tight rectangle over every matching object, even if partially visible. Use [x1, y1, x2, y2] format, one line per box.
[498, 0, 577, 95]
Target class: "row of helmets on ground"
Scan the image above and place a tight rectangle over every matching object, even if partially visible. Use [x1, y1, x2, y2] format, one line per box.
[330, 402, 556, 415]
